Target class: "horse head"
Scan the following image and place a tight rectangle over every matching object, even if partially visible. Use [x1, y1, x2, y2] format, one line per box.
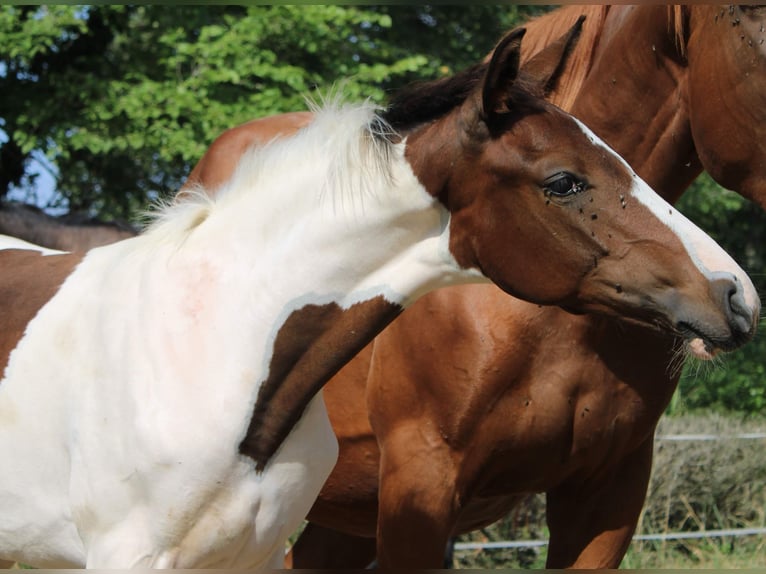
[396, 26, 760, 360]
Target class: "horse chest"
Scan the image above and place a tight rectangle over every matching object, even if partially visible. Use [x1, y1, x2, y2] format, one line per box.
[472, 378, 653, 498]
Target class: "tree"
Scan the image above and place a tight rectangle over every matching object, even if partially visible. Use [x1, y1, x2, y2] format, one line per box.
[0, 5, 544, 220]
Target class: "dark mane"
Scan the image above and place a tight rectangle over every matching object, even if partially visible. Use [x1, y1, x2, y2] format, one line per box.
[382, 62, 487, 131]
[382, 59, 545, 133]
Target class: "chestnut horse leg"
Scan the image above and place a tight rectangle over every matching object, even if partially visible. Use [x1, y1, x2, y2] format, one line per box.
[375, 424, 460, 569]
[545, 437, 654, 568]
[285, 523, 376, 568]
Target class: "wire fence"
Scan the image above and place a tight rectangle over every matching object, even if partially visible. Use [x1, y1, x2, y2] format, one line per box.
[454, 526, 766, 552]
[655, 432, 766, 441]
[454, 431, 766, 554]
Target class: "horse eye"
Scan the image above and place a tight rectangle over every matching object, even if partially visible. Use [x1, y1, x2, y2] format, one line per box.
[543, 172, 586, 198]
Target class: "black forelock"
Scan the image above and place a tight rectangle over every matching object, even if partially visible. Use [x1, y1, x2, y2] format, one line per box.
[381, 62, 547, 134]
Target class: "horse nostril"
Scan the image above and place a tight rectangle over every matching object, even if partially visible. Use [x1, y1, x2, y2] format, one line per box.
[717, 274, 755, 339]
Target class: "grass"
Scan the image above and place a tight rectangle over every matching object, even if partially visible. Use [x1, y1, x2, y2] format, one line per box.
[621, 535, 766, 568]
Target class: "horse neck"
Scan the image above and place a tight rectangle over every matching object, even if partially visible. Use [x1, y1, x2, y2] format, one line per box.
[686, 6, 766, 208]
[172, 110, 481, 470]
[224, 159, 462, 469]
[195, 162, 462, 311]
[568, 5, 701, 203]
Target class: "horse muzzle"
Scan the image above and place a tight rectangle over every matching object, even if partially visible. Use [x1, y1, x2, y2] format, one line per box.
[674, 272, 760, 360]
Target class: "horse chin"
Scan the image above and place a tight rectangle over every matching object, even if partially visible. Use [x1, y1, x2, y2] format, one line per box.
[685, 337, 721, 361]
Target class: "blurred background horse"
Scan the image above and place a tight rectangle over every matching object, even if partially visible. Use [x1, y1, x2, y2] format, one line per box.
[0, 201, 136, 251]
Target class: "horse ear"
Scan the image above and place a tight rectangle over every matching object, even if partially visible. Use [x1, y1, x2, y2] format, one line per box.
[481, 27, 526, 118]
[521, 15, 586, 97]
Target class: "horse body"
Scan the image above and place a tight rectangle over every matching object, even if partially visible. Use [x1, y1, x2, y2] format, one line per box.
[0, 103, 466, 568]
[293, 5, 766, 569]
[294, 289, 680, 567]
[685, 5, 766, 202]
[161, 6, 766, 569]
[183, 112, 314, 195]
[4, 29, 752, 568]
[360, 292, 677, 567]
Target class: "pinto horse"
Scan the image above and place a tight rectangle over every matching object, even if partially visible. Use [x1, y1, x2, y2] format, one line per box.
[175, 6, 766, 569]
[1, 27, 756, 569]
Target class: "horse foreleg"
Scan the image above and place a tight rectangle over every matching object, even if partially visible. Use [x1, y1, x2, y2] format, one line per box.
[545, 437, 654, 568]
[285, 522, 376, 568]
[375, 427, 460, 569]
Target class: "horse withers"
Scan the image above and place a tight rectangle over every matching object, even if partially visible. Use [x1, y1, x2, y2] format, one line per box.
[0, 26, 759, 569]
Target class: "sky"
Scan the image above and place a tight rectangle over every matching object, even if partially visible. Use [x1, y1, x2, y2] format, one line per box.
[1, 128, 64, 215]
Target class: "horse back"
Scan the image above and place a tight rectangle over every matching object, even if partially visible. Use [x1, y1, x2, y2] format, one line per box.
[183, 112, 314, 194]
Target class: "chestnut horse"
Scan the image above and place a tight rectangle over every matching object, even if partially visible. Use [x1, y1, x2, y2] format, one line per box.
[177, 5, 766, 569]
[3, 27, 756, 569]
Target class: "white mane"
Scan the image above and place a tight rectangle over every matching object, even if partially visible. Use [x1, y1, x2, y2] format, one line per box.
[144, 100, 400, 243]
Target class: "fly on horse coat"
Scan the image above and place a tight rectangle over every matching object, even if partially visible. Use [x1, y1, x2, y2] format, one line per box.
[0, 27, 760, 568]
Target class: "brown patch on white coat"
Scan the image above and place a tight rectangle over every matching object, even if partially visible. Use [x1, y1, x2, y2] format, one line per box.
[0, 250, 82, 379]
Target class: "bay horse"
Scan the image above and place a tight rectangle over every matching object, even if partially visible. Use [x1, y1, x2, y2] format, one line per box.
[175, 5, 766, 570]
[1, 27, 756, 569]
[0, 201, 136, 251]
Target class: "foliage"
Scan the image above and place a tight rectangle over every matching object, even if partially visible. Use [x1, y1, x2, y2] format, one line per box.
[0, 5, 544, 219]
